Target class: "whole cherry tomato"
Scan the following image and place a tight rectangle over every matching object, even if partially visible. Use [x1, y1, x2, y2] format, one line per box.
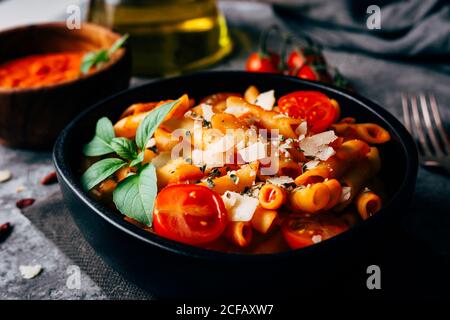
[278, 91, 337, 133]
[296, 64, 319, 81]
[286, 50, 306, 70]
[281, 214, 348, 250]
[153, 184, 228, 245]
[246, 52, 280, 73]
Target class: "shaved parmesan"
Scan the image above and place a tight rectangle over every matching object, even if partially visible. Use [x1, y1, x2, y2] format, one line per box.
[201, 104, 214, 122]
[19, 264, 42, 279]
[193, 149, 228, 168]
[224, 105, 249, 117]
[238, 141, 267, 163]
[316, 146, 336, 161]
[267, 176, 294, 186]
[295, 121, 308, 140]
[312, 235, 322, 244]
[221, 191, 259, 222]
[255, 90, 275, 110]
[146, 138, 156, 149]
[340, 186, 352, 203]
[0, 170, 12, 183]
[304, 160, 320, 170]
[299, 130, 337, 161]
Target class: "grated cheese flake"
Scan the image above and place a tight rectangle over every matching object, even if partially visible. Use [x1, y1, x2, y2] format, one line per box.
[255, 90, 275, 110]
[221, 191, 259, 222]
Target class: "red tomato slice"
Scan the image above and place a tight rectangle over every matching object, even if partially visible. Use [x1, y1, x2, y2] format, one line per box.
[278, 91, 337, 133]
[281, 214, 348, 250]
[153, 184, 228, 245]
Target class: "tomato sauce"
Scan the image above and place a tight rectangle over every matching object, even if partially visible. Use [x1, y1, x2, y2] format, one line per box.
[0, 52, 86, 89]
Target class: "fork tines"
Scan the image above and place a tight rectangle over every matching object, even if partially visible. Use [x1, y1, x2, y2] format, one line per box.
[402, 93, 450, 164]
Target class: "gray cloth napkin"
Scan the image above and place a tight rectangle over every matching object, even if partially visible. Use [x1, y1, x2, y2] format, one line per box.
[22, 192, 153, 300]
[273, 0, 450, 58]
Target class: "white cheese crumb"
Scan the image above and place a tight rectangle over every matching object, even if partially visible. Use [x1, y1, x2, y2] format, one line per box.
[146, 138, 156, 149]
[16, 185, 26, 193]
[299, 130, 337, 161]
[201, 104, 214, 122]
[221, 191, 259, 222]
[304, 160, 320, 170]
[224, 105, 249, 117]
[340, 186, 352, 203]
[19, 264, 42, 279]
[267, 176, 294, 186]
[0, 170, 12, 183]
[312, 235, 322, 244]
[255, 90, 275, 110]
[295, 121, 308, 141]
[316, 146, 336, 161]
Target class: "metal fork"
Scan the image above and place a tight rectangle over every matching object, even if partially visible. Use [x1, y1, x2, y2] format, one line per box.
[401, 93, 450, 175]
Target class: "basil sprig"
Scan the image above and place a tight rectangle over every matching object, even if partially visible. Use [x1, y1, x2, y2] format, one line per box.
[81, 34, 129, 75]
[80, 99, 180, 226]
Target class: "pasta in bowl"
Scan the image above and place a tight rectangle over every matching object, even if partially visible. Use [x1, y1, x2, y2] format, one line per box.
[54, 72, 417, 297]
[80, 84, 392, 253]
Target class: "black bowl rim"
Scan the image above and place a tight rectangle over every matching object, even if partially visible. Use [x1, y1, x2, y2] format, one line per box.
[53, 71, 418, 262]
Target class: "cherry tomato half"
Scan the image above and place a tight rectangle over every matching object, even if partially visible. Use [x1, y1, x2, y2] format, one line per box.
[246, 52, 280, 73]
[278, 91, 337, 133]
[281, 214, 348, 250]
[153, 184, 228, 245]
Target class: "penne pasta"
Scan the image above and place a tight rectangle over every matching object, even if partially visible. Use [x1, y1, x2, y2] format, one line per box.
[323, 179, 342, 210]
[224, 222, 253, 247]
[83, 86, 392, 253]
[258, 184, 287, 210]
[290, 183, 331, 213]
[251, 207, 279, 234]
[355, 191, 382, 220]
[244, 85, 259, 104]
[199, 162, 259, 195]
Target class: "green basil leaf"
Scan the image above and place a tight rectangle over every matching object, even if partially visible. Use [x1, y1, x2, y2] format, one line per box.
[81, 50, 109, 74]
[81, 34, 128, 75]
[83, 117, 115, 156]
[110, 137, 137, 160]
[135, 99, 179, 150]
[108, 34, 129, 56]
[113, 163, 157, 226]
[129, 151, 145, 167]
[81, 158, 127, 191]
[83, 136, 114, 157]
[96, 117, 115, 143]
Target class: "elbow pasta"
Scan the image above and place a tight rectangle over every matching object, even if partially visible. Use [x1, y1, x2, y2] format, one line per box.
[85, 86, 392, 253]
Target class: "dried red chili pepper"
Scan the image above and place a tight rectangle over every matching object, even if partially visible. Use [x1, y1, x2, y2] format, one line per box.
[16, 198, 35, 209]
[0, 222, 12, 242]
[40, 171, 58, 185]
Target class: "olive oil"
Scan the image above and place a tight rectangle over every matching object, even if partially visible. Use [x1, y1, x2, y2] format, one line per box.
[88, 0, 232, 76]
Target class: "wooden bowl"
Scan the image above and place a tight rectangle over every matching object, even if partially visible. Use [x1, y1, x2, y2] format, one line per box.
[0, 22, 131, 149]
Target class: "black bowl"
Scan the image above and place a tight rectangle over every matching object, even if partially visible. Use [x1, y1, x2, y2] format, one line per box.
[53, 71, 418, 299]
